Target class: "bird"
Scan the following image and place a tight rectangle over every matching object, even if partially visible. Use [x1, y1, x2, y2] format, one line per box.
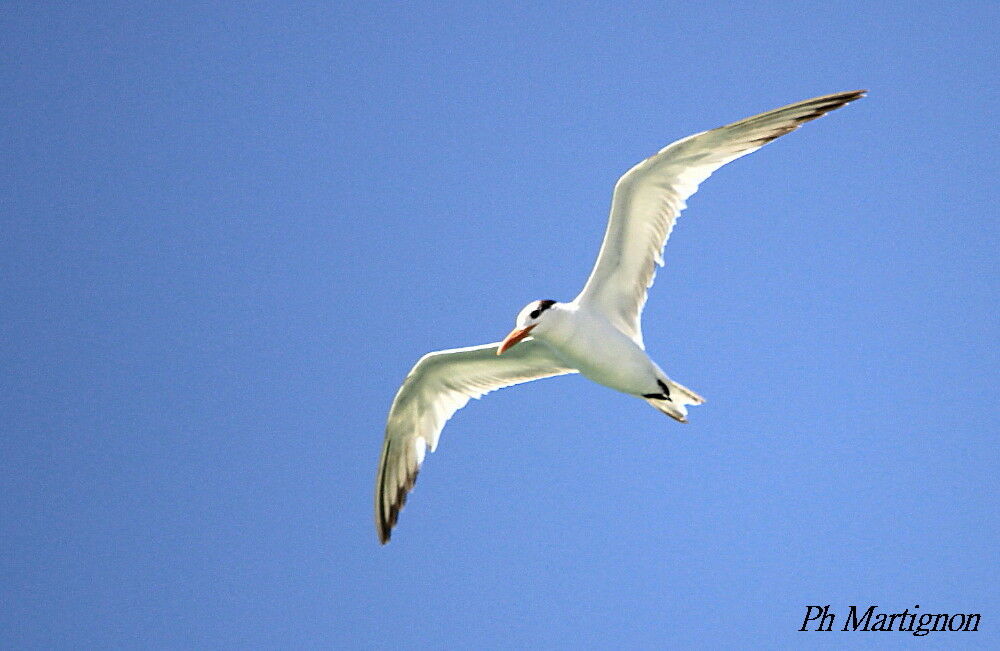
[374, 90, 865, 544]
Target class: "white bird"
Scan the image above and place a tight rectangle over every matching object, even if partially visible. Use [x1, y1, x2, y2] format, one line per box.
[375, 90, 865, 543]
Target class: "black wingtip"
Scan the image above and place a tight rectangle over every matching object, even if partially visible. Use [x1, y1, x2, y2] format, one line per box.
[760, 90, 866, 137]
[377, 506, 391, 544]
[822, 89, 867, 102]
[817, 89, 867, 112]
[376, 464, 419, 545]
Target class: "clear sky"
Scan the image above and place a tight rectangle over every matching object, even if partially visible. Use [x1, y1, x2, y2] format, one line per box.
[3, 2, 997, 648]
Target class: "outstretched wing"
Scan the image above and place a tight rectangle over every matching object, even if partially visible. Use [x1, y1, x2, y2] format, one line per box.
[574, 90, 865, 347]
[375, 339, 576, 544]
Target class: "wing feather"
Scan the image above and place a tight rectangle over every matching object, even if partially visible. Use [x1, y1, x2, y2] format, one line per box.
[375, 339, 576, 543]
[575, 90, 866, 346]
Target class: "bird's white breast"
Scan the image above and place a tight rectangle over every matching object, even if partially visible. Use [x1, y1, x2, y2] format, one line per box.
[535, 305, 660, 396]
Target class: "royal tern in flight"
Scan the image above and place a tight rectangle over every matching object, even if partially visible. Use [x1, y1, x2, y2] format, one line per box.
[375, 90, 865, 543]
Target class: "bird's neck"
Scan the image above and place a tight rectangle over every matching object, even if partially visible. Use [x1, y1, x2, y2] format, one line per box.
[532, 303, 577, 347]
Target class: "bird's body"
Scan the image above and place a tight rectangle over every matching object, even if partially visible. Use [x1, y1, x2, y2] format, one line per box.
[527, 301, 671, 399]
[374, 90, 865, 543]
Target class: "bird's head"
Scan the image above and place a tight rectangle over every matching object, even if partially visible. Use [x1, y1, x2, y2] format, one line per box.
[497, 299, 558, 355]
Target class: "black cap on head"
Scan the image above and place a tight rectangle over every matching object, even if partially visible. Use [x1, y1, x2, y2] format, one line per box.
[529, 300, 557, 319]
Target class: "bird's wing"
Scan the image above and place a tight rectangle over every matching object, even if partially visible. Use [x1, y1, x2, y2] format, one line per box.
[375, 339, 576, 543]
[574, 90, 865, 347]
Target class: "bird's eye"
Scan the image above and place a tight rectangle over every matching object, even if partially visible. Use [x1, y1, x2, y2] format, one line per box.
[529, 310, 540, 319]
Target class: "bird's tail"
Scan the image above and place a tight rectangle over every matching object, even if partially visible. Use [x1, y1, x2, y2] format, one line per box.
[642, 379, 705, 424]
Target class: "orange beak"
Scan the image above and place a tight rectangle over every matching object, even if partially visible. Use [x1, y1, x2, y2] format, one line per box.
[497, 324, 536, 355]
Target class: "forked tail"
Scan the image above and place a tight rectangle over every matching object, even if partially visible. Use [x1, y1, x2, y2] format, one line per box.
[642, 378, 705, 424]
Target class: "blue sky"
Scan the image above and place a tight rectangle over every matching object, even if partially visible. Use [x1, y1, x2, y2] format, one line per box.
[2, 2, 997, 648]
